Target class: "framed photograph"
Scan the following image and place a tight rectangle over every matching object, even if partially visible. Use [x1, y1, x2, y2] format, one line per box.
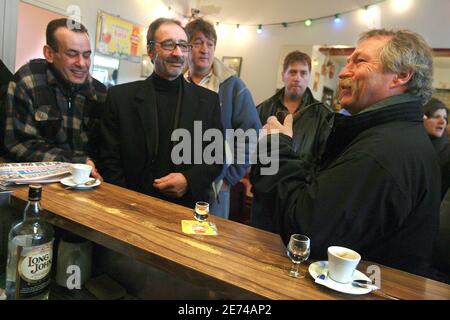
[141, 54, 152, 78]
[222, 56, 242, 77]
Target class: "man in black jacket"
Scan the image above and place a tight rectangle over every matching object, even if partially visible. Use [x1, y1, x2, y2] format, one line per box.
[100, 18, 223, 208]
[252, 51, 332, 230]
[252, 29, 440, 278]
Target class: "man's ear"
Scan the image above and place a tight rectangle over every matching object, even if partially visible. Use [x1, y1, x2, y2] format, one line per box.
[43, 45, 54, 63]
[147, 45, 155, 64]
[390, 69, 414, 89]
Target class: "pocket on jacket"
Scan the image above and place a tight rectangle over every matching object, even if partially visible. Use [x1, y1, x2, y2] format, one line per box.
[34, 104, 62, 142]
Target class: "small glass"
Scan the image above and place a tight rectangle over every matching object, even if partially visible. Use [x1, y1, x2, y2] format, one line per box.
[286, 234, 310, 278]
[194, 202, 209, 222]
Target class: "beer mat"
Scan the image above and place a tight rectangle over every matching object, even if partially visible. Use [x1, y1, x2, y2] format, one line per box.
[181, 220, 218, 236]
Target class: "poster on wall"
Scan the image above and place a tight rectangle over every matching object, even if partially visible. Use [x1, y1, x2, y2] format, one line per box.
[95, 11, 145, 63]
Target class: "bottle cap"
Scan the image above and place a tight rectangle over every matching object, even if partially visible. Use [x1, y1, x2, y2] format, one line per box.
[28, 184, 42, 201]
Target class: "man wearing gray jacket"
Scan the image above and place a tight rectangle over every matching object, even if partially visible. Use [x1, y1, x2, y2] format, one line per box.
[185, 18, 261, 220]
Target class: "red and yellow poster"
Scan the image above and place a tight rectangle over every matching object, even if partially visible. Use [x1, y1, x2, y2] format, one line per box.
[95, 11, 146, 63]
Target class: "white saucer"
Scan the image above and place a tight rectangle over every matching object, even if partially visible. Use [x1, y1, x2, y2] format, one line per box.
[308, 261, 372, 295]
[60, 177, 101, 190]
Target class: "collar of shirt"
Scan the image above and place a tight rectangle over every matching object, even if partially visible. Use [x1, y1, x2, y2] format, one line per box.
[46, 64, 97, 101]
[359, 93, 420, 115]
[184, 69, 220, 93]
[276, 88, 305, 115]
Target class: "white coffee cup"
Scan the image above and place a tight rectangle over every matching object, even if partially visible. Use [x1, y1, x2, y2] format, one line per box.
[327, 246, 361, 283]
[71, 164, 92, 184]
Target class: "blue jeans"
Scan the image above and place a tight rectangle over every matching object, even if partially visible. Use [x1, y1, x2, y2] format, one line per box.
[210, 190, 230, 219]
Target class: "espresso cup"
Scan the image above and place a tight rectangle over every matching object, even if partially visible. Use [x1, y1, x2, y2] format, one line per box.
[71, 164, 92, 184]
[327, 246, 361, 283]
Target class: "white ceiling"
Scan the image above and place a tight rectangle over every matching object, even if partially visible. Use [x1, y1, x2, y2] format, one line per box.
[165, 0, 383, 24]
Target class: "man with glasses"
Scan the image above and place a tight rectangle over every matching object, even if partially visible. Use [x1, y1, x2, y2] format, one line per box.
[3, 19, 105, 179]
[184, 18, 261, 220]
[100, 18, 223, 208]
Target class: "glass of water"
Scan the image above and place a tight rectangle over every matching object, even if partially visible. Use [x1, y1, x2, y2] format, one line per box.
[286, 234, 310, 278]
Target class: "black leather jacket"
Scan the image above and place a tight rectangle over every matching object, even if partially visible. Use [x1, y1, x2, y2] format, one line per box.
[256, 87, 333, 161]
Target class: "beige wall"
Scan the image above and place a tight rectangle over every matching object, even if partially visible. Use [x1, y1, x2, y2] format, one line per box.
[15, 2, 64, 71]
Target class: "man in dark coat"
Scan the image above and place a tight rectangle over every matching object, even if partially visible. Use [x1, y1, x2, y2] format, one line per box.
[252, 29, 440, 278]
[100, 18, 223, 208]
[252, 51, 333, 231]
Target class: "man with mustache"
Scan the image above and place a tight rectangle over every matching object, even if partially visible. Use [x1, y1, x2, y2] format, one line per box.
[99, 18, 223, 208]
[252, 29, 441, 279]
[3, 19, 106, 179]
[184, 18, 261, 219]
[252, 51, 332, 231]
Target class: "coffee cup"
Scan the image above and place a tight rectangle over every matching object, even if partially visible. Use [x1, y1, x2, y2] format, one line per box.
[71, 164, 92, 184]
[327, 246, 361, 283]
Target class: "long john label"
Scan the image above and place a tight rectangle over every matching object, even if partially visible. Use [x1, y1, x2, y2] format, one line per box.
[18, 242, 53, 283]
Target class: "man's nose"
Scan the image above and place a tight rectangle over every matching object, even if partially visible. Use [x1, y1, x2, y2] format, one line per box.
[339, 64, 352, 79]
[75, 54, 88, 68]
[172, 44, 184, 56]
[199, 43, 209, 52]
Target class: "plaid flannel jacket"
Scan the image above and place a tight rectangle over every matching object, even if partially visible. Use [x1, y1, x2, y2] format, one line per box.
[4, 59, 106, 163]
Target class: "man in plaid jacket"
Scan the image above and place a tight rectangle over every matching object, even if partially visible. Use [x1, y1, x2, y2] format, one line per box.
[3, 19, 106, 178]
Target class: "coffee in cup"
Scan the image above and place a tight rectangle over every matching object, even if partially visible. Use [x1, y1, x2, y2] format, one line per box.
[327, 246, 361, 283]
[71, 164, 92, 184]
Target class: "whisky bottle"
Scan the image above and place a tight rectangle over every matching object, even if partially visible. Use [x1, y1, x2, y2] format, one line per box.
[6, 185, 54, 300]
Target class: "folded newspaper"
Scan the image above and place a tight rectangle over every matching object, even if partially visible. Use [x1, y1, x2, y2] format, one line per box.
[0, 162, 72, 185]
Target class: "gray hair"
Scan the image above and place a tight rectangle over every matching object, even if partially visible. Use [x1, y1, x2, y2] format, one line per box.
[359, 29, 433, 105]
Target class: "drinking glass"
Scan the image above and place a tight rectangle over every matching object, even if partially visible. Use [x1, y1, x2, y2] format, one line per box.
[194, 202, 209, 222]
[286, 234, 310, 278]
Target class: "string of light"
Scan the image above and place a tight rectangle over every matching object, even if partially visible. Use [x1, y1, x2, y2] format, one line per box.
[167, 0, 387, 32]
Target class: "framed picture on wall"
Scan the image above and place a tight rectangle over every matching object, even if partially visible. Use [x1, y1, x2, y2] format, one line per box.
[222, 57, 242, 77]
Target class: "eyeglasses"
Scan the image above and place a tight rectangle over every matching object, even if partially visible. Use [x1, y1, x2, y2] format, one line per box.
[148, 40, 192, 52]
[192, 39, 215, 50]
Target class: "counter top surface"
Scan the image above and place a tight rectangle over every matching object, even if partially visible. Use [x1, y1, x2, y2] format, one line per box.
[9, 182, 450, 300]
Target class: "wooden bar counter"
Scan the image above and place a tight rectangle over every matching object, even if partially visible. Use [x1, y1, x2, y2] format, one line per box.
[7, 182, 450, 300]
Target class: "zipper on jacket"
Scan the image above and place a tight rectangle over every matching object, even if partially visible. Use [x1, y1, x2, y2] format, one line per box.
[68, 96, 72, 109]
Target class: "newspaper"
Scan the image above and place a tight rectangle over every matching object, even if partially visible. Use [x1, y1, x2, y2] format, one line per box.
[0, 162, 72, 185]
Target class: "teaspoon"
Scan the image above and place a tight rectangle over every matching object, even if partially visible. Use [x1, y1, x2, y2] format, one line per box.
[352, 280, 400, 300]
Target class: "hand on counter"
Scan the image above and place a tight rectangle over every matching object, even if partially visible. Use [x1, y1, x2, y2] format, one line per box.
[153, 173, 188, 198]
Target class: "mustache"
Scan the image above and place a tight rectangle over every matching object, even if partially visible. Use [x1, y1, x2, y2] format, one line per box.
[165, 56, 185, 64]
[338, 79, 355, 98]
